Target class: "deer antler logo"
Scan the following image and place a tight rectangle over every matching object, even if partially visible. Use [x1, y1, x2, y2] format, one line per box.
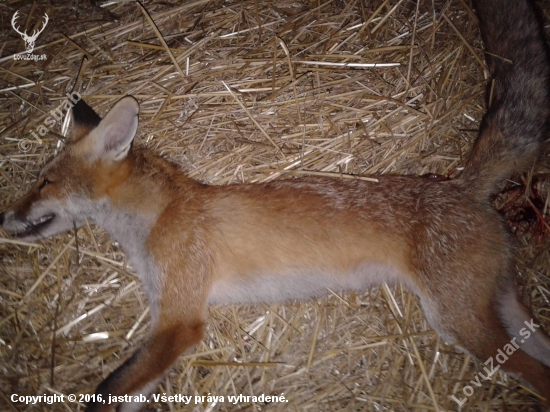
[11, 11, 49, 54]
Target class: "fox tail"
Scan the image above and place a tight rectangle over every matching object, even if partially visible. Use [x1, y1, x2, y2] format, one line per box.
[460, 0, 550, 199]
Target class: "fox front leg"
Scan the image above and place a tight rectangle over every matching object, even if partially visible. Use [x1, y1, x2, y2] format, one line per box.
[86, 269, 207, 412]
[87, 319, 204, 412]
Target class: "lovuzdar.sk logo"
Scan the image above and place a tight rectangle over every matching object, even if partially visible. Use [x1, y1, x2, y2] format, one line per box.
[11, 10, 49, 61]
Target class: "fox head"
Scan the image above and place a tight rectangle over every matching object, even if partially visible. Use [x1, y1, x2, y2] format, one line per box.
[0, 96, 139, 241]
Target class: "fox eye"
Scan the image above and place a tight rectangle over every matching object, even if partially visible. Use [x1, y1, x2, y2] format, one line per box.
[39, 178, 51, 190]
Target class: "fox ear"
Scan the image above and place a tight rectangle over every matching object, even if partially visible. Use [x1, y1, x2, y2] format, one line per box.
[89, 96, 139, 162]
[72, 97, 102, 141]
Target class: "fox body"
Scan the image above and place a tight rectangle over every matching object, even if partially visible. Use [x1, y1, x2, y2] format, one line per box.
[2, 0, 550, 410]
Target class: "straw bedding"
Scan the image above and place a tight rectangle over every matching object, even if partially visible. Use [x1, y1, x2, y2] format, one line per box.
[1, 0, 549, 411]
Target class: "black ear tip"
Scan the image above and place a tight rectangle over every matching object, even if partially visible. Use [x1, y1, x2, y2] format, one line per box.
[73, 98, 101, 128]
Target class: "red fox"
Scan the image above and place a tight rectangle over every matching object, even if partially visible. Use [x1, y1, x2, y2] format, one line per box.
[2, 0, 550, 410]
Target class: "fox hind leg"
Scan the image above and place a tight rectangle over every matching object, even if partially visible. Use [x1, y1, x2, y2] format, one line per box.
[420, 292, 550, 407]
[498, 285, 550, 368]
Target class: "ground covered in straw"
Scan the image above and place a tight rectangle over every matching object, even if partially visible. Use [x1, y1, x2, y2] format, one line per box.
[1, 0, 549, 411]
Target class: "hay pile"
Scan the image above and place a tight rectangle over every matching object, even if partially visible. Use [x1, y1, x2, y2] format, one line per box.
[1, 0, 549, 411]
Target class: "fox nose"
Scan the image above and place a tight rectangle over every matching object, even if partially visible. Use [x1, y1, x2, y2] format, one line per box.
[0, 212, 4, 226]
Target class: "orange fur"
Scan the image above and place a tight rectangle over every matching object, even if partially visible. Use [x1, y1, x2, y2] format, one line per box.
[4, 134, 549, 411]
[2, 0, 550, 410]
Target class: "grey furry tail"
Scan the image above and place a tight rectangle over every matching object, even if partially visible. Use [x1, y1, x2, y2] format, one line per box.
[459, 0, 550, 199]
